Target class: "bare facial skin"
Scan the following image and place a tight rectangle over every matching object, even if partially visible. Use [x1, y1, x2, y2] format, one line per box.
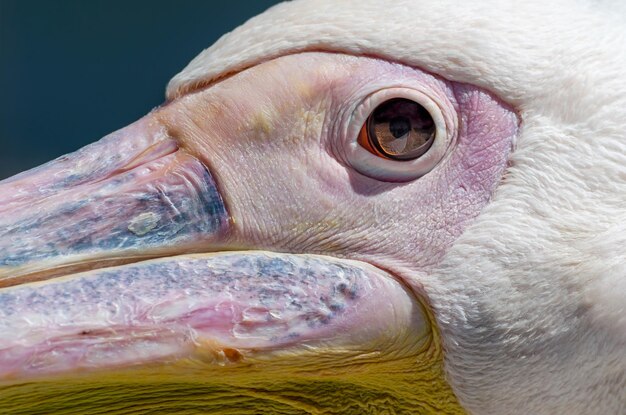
[165, 53, 517, 271]
[0, 53, 517, 413]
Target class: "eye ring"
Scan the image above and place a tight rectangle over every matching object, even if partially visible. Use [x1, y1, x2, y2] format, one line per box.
[343, 88, 456, 182]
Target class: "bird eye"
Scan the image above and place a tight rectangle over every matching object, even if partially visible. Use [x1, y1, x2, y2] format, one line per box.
[344, 88, 455, 182]
[358, 98, 435, 161]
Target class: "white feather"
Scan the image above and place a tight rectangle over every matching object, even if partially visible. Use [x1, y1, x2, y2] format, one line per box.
[168, 1, 626, 413]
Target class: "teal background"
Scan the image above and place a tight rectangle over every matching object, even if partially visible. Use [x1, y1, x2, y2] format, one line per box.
[0, 0, 281, 179]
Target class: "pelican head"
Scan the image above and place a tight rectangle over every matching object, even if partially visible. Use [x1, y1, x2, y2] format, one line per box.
[0, 1, 624, 414]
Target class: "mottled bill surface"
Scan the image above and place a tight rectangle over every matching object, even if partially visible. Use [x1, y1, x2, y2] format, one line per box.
[0, 118, 229, 286]
[0, 252, 425, 378]
[0, 253, 463, 415]
[0, 114, 464, 414]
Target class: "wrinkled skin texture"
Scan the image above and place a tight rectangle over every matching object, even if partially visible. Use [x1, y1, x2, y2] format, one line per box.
[0, 53, 517, 413]
[168, 54, 517, 266]
[2, 0, 626, 413]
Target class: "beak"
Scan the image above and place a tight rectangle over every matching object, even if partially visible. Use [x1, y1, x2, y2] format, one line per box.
[0, 116, 230, 286]
[0, 107, 427, 382]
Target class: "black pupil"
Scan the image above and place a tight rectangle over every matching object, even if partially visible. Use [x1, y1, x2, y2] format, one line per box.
[389, 116, 412, 138]
[367, 98, 436, 160]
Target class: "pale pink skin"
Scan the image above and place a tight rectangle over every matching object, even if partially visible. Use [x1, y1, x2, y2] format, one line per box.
[0, 52, 517, 379]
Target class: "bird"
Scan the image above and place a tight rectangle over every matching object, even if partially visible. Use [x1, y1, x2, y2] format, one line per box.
[0, 0, 624, 414]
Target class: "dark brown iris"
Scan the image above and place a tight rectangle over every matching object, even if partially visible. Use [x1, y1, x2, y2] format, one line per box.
[358, 98, 436, 161]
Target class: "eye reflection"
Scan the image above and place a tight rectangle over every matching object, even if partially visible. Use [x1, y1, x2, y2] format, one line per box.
[359, 98, 436, 161]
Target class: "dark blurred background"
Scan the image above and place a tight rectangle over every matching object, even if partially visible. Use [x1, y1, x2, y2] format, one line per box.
[0, 0, 281, 179]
